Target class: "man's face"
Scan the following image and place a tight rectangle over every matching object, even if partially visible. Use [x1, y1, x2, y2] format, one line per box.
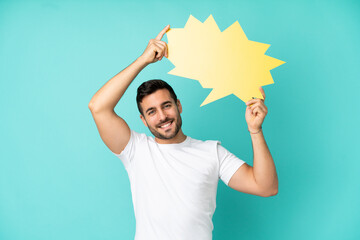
[140, 89, 182, 140]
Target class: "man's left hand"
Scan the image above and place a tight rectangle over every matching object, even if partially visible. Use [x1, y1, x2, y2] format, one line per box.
[245, 87, 268, 132]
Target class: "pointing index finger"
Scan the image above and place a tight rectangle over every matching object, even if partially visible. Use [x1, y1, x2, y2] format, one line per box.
[259, 87, 266, 101]
[155, 25, 170, 40]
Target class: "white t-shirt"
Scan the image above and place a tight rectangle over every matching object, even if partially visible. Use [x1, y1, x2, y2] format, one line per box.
[112, 130, 245, 240]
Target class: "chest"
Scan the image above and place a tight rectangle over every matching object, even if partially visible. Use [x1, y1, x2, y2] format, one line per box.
[132, 145, 219, 194]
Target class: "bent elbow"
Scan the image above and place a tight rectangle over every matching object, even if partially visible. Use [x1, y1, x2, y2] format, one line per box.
[271, 187, 278, 196]
[88, 102, 101, 113]
[261, 187, 278, 197]
[88, 101, 95, 111]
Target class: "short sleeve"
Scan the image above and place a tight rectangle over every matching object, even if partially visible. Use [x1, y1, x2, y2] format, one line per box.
[111, 130, 139, 171]
[217, 142, 246, 186]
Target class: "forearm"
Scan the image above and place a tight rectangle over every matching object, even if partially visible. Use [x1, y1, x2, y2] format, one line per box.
[88, 57, 148, 112]
[250, 130, 278, 195]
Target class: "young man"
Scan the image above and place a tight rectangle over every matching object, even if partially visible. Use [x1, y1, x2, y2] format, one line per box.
[88, 25, 278, 240]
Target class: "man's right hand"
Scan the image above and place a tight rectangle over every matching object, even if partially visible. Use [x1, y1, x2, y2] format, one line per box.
[139, 25, 170, 65]
[89, 26, 171, 156]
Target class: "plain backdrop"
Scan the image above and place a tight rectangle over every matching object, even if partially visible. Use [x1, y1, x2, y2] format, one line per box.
[1, 0, 359, 239]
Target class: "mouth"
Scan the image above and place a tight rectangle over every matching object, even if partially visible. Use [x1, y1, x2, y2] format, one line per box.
[158, 120, 173, 130]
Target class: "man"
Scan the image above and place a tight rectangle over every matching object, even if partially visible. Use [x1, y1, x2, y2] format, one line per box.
[88, 25, 278, 240]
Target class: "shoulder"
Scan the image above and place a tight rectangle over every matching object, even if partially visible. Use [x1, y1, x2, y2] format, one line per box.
[187, 136, 221, 151]
[188, 137, 234, 159]
[129, 130, 155, 144]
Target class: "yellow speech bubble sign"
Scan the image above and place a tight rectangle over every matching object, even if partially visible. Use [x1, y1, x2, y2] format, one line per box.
[166, 14, 285, 106]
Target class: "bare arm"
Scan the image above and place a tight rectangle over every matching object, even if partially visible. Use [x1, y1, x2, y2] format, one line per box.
[245, 88, 278, 195]
[250, 130, 278, 195]
[228, 87, 278, 197]
[88, 25, 170, 154]
[88, 57, 148, 113]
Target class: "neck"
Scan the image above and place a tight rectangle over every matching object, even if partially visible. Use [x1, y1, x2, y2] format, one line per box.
[155, 129, 187, 144]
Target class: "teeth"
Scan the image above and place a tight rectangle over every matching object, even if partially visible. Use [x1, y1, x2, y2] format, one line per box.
[160, 121, 172, 128]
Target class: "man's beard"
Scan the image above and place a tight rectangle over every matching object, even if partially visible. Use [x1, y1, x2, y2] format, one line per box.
[147, 111, 182, 140]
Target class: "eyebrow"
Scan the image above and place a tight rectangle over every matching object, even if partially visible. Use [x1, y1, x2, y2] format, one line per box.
[145, 101, 173, 114]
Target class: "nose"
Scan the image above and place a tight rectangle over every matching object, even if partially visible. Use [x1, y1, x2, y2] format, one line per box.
[158, 109, 167, 122]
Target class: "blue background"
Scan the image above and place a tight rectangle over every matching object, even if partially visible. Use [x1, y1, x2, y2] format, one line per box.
[1, 0, 359, 239]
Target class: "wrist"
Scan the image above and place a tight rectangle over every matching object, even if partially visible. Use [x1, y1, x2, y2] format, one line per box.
[248, 126, 262, 134]
[136, 56, 150, 67]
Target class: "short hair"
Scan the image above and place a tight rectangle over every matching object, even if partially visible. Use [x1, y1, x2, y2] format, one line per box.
[136, 79, 178, 115]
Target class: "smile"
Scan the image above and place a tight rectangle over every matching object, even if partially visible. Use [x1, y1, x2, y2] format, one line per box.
[159, 120, 173, 129]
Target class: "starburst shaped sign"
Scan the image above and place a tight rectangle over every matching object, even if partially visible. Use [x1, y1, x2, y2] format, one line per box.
[166, 14, 285, 106]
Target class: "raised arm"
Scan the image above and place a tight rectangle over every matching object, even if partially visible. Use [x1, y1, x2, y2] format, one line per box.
[88, 25, 170, 154]
[228, 87, 278, 197]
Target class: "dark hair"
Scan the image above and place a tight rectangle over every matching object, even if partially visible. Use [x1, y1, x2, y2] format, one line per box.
[136, 79, 178, 115]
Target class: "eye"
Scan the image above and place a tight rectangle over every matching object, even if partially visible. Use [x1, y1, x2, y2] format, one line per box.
[148, 110, 155, 115]
[164, 104, 171, 108]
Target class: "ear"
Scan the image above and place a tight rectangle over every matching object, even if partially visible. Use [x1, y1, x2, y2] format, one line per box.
[177, 99, 182, 114]
[140, 114, 148, 127]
